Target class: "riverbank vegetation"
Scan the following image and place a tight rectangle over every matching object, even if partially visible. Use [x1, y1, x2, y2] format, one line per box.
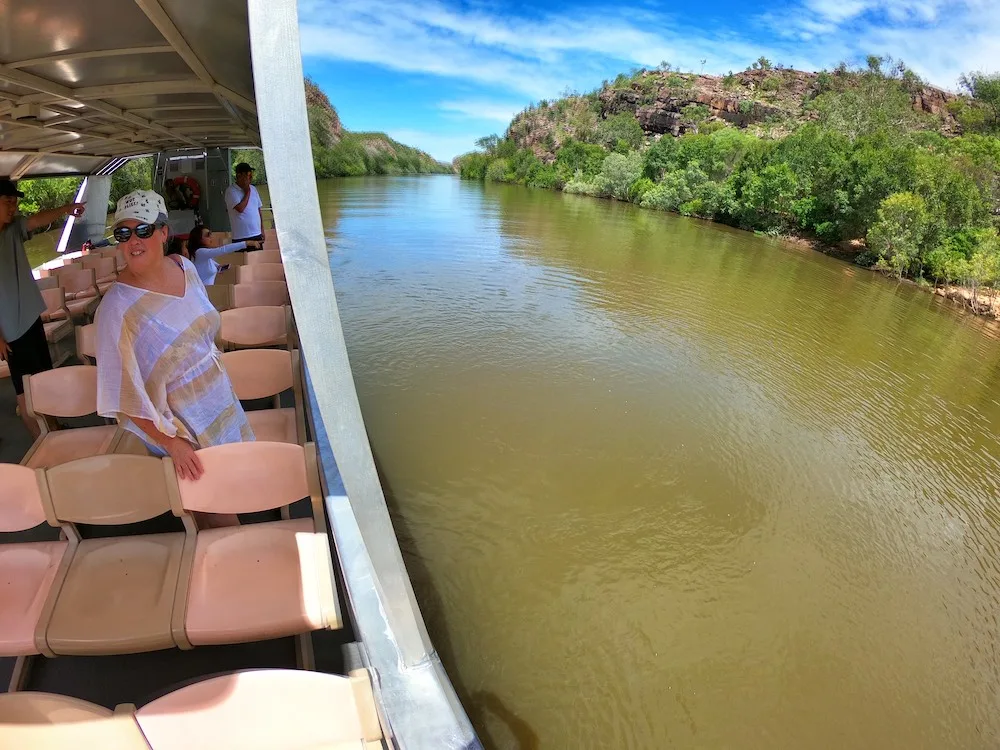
[456, 58, 1000, 315]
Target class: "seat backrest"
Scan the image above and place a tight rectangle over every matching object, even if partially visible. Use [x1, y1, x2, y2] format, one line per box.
[76, 323, 97, 361]
[0, 715, 150, 749]
[233, 281, 289, 308]
[40, 287, 67, 316]
[205, 284, 233, 312]
[134, 669, 364, 750]
[176, 442, 314, 514]
[41, 454, 176, 526]
[239, 263, 284, 284]
[0, 691, 113, 723]
[221, 349, 293, 400]
[247, 249, 282, 266]
[36, 276, 59, 291]
[82, 256, 116, 278]
[213, 251, 245, 267]
[218, 306, 286, 347]
[55, 267, 97, 295]
[24, 366, 99, 419]
[0, 464, 49, 532]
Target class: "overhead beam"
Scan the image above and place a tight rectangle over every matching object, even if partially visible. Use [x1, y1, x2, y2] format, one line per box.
[0, 113, 151, 151]
[133, 0, 257, 137]
[7, 45, 175, 69]
[71, 79, 210, 100]
[10, 154, 45, 179]
[0, 64, 201, 147]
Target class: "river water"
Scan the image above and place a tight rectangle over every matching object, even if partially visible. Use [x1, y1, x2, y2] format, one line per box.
[324, 175, 1000, 749]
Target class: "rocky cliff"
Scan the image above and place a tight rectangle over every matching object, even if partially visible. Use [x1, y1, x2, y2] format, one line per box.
[508, 66, 961, 161]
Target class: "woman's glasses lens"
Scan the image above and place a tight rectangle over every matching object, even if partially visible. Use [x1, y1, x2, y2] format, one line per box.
[113, 223, 157, 243]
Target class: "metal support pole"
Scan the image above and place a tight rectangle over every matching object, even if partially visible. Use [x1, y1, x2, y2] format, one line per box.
[246, 2, 480, 747]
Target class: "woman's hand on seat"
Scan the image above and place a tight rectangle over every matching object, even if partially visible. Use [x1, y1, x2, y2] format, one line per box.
[167, 437, 204, 480]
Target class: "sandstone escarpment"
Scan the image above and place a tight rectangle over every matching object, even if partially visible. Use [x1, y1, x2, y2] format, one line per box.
[508, 66, 962, 161]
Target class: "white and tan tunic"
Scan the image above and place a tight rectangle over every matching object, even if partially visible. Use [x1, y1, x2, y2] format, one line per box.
[96, 256, 253, 455]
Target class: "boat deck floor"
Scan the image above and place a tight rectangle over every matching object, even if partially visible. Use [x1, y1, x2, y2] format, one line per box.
[0, 366, 357, 709]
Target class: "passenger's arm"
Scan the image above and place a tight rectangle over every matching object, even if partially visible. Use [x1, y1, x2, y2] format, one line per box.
[26, 202, 85, 232]
[231, 186, 252, 214]
[130, 417, 204, 480]
[197, 241, 248, 260]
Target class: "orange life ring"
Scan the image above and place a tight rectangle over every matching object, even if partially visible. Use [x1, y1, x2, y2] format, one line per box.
[166, 175, 201, 210]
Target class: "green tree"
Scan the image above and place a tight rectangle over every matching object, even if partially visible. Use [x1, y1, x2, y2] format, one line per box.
[959, 71, 1000, 131]
[594, 151, 644, 200]
[476, 134, 501, 153]
[867, 192, 929, 278]
[109, 157, 153, 207]
[596, 113, 644, 151]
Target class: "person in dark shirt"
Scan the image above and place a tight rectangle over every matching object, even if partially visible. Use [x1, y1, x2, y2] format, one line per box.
[0, 178, 85, 438]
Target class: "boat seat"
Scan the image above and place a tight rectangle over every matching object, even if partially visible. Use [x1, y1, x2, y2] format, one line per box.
[205, 284, 233, 312]
[247, 249, 282, 265]
[134, 669, 381, 750]
[233, 281, 289, 308]
[55, 268, 99, 304]
[41, 318, 72, 343]
[245, 409, 298, 444]
[173, 442, 340, 647]
[218, 305, 291, 349]
[0, 465, 67, 658]
[238, 263, 284, 284]
[21, 427, 119, 470]
[222, 348, 304, 445]
[0, 692, 150, 749]
[21, 367, 121, 469]
[36, 455, 189, 657]
[76, 323, 97, 363]
[65, 295, 99, 321]
[39, 288, 70, 325]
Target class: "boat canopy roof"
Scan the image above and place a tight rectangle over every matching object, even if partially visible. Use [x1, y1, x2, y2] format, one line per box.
[0, 0, 258, 179]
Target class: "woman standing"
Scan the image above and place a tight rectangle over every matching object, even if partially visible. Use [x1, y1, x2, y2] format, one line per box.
[169, 226, 262, 286]
[96, 190, 253, 480]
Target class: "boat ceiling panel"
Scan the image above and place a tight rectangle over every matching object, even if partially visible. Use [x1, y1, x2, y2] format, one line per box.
[0, 0, 259, 178]
[0, 2, 165, 63]
[25, 53, 193, 89]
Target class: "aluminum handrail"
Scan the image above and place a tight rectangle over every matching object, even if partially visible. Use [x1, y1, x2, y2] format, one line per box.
[247, 1, 480, 746]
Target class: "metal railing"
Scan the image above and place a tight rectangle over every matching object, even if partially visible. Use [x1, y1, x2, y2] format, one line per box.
[246, 1, 481, 746]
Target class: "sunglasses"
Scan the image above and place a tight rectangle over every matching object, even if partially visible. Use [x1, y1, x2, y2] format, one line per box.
[113, 223, 161, 243]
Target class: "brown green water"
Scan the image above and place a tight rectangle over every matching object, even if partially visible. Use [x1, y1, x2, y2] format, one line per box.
[324, 176, 1000, 749]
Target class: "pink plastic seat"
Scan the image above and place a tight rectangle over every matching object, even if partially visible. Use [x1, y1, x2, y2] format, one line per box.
[221, 349, 304, 445]
[135, 669, 378, 750]
[245, 409, 298, 444]
[0, 692, 149, 748]
[0, 465, 67, 657]
[21, 366, 121, 469]
[174, 443, 340, 647]
[37, 454, 190, 657]
[232, 281, 289, 308]
[22, 426, 119, 469]
[218, 306, 290, 349]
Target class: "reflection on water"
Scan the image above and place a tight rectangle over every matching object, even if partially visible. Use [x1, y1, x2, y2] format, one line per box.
[320, 176, 1000, 749]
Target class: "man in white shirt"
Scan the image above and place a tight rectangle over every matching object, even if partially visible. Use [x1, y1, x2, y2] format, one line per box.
[224, 162, 264, 245]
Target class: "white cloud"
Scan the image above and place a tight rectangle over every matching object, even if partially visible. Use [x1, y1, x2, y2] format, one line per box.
[387, 129, 481, 163]
[438, 100, 525, 124]
[300, 0, 1000, 154]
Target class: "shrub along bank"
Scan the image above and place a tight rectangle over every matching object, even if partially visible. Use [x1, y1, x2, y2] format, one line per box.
[456, 60, 1000, 310]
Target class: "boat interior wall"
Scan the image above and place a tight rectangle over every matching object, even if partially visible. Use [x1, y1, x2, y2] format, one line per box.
[0, 0, 259, 178]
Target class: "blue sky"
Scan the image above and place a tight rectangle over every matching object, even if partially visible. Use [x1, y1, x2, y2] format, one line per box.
[298, 0, 1000, 162]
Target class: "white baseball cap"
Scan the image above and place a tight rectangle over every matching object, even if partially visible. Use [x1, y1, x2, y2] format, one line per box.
[113, 189, 168, 227]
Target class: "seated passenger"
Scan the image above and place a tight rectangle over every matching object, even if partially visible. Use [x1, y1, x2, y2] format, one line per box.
[170, 226, 262, 286]
[95, 190, 254, 481]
